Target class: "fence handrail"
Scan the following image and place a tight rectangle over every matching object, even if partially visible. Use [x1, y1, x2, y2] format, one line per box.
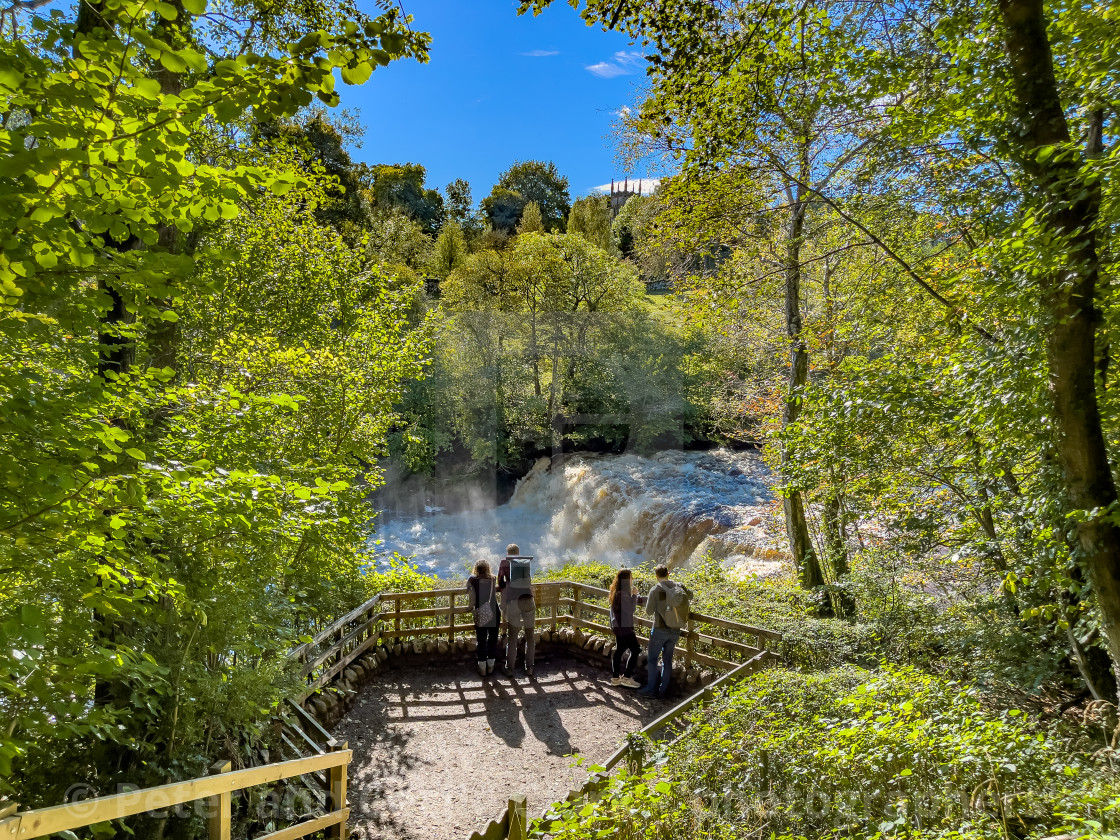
[291, 593, 382, 662]
[600, 649, 772, 771]
[309, 581, 786, 681]
[363, 581, 781, 645]
[0, 747, 351, 840]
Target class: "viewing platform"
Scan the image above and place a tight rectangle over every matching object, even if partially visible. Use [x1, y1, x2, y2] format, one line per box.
[0, 582, 781, 840]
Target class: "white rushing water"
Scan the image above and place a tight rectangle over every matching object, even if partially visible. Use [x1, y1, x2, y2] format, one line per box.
[371, 449, 783, 579]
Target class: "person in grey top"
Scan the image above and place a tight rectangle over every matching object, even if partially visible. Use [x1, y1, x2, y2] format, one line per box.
[637, 564, 692, 699]
[497, 543, 536, 678]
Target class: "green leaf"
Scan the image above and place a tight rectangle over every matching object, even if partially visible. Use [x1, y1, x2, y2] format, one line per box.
[158, 51, 189, 73]
[340, 62, 373, 85]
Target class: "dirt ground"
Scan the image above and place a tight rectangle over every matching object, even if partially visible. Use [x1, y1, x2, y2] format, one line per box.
[331, 651, 661, 840]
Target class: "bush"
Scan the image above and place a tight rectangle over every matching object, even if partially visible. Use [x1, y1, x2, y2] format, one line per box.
[533, 665, 1120, 840]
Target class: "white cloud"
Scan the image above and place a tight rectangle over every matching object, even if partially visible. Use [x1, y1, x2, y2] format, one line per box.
[585, 50, 644, 78]
[520, 49, 559, 57]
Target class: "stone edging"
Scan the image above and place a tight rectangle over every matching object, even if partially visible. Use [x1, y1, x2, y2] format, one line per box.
[302, 627, 724, 728]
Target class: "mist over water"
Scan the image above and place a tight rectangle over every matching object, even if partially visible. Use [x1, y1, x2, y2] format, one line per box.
[371, 450, 781, 579]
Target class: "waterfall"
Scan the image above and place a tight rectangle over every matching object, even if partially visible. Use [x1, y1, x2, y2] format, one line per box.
[373, 450, 782, 579]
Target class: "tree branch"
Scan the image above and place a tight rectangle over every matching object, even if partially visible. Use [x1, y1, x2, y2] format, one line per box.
[3, 0, 53, 13]
[768, 157, 995, 343]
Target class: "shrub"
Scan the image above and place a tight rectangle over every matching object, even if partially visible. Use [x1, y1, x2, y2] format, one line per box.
[532, 665, 1120, 840]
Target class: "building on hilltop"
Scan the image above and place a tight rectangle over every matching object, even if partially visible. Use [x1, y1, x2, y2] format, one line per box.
[607, 177, 659, 219]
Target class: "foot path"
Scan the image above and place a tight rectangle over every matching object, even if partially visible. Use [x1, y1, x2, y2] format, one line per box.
[332, 652, 659, 840]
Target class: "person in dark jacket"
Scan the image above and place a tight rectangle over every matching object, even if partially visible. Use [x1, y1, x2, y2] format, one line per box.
[608, 568, 642, 688]
[468, 559, 500, 676]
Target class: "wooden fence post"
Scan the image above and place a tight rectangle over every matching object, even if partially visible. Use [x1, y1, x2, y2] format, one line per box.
[327, 740, 348, 840]
[685, 617, 695, 669]
[507, 794, 527, 840]
[448, 592, 455, 645]
[394, 596, 401, 639]
[207, 760, 231, 840]
[0, 801, 17, 833]
[572, 585, 582, 630]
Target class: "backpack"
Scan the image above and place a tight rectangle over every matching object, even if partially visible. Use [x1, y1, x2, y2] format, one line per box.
[506, 556, 532, 593]
[660, 584, 692, 630]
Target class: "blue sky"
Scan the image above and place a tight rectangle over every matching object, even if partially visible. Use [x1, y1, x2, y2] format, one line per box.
[337, 0, 664, 203]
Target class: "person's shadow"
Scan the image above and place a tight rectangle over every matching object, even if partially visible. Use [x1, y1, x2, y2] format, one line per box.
[513, 679, 574, 756]
[482, 679, 527, 748]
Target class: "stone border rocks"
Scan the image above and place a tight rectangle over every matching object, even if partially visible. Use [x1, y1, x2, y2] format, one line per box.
[301, 628, 721, 729]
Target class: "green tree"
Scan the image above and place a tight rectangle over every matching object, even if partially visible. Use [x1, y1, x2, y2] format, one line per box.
[0, 0, 431, 804]
[568, 194, 613, 251]
[256, 110, 371, 237]
[445, 177, 484, 243]
[485, 159, 571, 232]
[481, 186, 529, 233]
[517, 201, 546, 234]
[431, 218, 469, 278]
[446, 177, 474, 223]
[363, 163, 445, 233]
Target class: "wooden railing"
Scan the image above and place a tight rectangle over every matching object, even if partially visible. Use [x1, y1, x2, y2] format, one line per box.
[371, 580, 782, 673]
[555, 581, 781, 671]
[467, 648, 778, 840]
[290, 594, 383, 702]
[0, 746, 351, 840]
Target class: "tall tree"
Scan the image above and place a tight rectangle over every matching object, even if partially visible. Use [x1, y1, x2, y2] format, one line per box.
[518, 201, 546, 234]
[994, 0, 1120, 693]
[568, 194, 613, 251]
[481, 186, 529, 233]
[0, 0, 430, 802]
[432, 218, 468, 278]
[363, 162, 445, 234]
[485, 159, 571, 232]
[521, 0, 1120, 690]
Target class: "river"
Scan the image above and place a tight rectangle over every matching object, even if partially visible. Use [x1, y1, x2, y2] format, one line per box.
[371, 449, 783, 580]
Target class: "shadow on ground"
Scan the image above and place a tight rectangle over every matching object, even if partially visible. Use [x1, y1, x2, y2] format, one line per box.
[332, 651, 660, 840]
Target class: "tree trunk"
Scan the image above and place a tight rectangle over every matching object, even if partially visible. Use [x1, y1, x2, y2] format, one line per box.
[780, 182, 823, 590]
[822, 492, 849, 577]
[999, 0, 1120, 696]
[530, 309, 542, 397]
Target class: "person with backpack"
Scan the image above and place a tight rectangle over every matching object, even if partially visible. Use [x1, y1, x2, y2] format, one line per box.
[468, 559, 500, 677]
[497, 543, 536, 678]
[637, 564, 693, 699]
[608, 568, 642, 688]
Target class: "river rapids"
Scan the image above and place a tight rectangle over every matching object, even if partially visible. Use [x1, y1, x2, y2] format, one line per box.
[372, 450, 783, 579]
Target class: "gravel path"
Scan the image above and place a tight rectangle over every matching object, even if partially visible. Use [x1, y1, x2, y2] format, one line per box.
[332, 652, 660, 840]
